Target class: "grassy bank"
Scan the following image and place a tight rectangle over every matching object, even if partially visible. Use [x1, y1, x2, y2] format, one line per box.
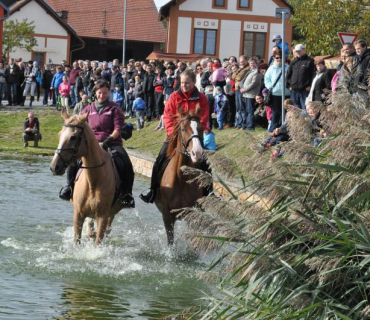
[0, 108, 266, 169]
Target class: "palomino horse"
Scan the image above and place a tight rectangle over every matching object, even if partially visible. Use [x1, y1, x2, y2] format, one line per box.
[155, 107, 208, 245]
[50, 111, 125, 245]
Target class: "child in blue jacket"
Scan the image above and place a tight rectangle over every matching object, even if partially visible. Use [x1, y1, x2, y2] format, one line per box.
[132, 93, 146, 130]
[112, 84, 124, 109]
[50, 66, 65, 108]
[214, 86, 229, 130]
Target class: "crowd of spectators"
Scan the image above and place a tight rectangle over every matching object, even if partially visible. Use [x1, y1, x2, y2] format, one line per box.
[3, 37, 370, 152]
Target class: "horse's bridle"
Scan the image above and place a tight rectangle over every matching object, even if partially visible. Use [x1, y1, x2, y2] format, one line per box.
[176, 116, 203, 157]
[55, 123, 106, 169]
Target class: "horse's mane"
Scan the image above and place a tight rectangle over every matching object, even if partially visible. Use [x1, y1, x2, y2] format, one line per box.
[64, 114, 96, 140]
[166, 110, 201, 159]
[65, 114, 85, 125]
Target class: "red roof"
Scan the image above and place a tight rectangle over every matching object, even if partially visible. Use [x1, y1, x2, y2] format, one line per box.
[45, 0, 166, 43]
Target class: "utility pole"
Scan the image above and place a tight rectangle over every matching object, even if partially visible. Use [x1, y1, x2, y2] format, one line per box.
[275, 7, 291, 124]
[122, 0, 127, 65]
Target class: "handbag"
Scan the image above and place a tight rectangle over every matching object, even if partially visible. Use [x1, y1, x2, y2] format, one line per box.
[264, 72, 282, 106]
[121, 122, 133, 140]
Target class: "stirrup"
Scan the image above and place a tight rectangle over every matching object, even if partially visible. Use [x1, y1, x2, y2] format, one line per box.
[121, 193, 135, 208]
[59, 185, 72, 201]
[139, 189, 155, 204]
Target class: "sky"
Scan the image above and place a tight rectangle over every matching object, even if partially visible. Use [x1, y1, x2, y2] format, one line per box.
[153, 0, 171, 10]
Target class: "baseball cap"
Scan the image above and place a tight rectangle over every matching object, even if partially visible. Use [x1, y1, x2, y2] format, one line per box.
[272, 34, 282, 42]
[294, 44, 306, 51]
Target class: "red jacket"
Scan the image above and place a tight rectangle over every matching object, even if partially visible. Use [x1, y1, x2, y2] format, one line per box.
[163, 88, 209, 136]
[69, 67, 81, 85]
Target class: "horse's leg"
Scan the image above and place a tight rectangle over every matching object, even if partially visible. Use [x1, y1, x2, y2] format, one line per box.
[86, 218, 96, 239]
[106, 215, 115, 236]
[95, 216, 108, 246]
[73, 211, 85, 245]
[162, 212, 176, 246]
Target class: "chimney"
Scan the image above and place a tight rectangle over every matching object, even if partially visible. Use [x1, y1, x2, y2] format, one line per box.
[60, 10, 68, 22]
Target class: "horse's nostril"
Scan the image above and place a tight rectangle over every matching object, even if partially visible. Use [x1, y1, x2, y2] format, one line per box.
[55, 164, 60, 172]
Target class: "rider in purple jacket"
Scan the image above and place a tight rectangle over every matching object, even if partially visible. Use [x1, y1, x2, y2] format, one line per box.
[59, 80, 135, 208]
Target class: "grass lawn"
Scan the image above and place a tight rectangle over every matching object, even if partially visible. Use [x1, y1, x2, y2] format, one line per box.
[0, 108, 267, 169]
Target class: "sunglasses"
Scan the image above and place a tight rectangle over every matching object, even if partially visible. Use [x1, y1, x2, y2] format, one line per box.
[197, 67, 203, 70]
[274, 56, 282, 59]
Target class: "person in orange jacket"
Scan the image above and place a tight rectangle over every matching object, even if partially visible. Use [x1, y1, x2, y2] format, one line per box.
[140, 69, 210, 203]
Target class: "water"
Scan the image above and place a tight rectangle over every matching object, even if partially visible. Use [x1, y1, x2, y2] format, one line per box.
[0, 156, 210, 319]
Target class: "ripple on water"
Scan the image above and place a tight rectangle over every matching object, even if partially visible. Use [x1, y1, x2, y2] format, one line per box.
[0, 156, 211, 319]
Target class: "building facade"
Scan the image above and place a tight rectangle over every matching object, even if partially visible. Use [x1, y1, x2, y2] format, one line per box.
[160, 0, 293, 61]
[9, 0, 83, 65]
[45, 0, 167, 63]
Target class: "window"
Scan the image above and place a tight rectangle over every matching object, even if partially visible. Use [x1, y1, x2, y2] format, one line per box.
[31, 52, 46, 67]
[238, 0, 251, 10]
[243, 32, 266, 58]
[194, 29, 217, 55]
[213, 0, 227, 8]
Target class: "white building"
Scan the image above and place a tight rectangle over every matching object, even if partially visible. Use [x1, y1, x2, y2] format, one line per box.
[9, 0, 84, 65]
[159, 0, 293, 61]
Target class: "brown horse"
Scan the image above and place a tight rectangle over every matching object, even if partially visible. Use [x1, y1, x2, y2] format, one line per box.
[50, 111, 125, 245]
[155, 107, 208, 245]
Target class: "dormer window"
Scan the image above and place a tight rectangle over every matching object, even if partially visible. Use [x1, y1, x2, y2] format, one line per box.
[238, 0, 251, 10]
[213, 0, 227, 9]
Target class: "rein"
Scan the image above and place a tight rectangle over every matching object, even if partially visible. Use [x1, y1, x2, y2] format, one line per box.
[55, 123, 106, 169]
[175, 116, 203, 157]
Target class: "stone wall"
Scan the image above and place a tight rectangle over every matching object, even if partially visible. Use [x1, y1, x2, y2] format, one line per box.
[129, 153, 269, 207]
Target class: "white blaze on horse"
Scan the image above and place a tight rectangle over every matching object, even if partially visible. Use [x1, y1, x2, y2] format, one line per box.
[155, 107, 210, 245]
[50, 110, 126, 245]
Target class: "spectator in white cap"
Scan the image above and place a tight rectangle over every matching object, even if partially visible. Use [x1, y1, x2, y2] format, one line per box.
[272, 34, 290, 57]
[286, 44, 316, 110]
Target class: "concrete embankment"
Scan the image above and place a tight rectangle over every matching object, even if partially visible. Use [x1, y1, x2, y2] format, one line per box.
[127, 151, 267, 207]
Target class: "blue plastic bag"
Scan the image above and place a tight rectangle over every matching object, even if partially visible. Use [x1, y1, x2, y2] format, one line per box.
[203, 131, 217, 151]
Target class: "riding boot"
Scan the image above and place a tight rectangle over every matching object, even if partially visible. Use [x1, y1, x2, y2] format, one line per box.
[198, 158, 213, 196]
[59, 164, 78, 201]
[29, 96, 34, 107]
[140, 142, 168, 204]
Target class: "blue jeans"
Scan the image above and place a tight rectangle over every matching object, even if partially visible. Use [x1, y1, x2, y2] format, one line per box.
[245, 97, 255, 130]
[269, 95, 283, 132]
[217, 110, 226, 129]
[7, 82, 17, 105]
[234, 90, 244, 128]
[70, 84, 77, 106]
[54, 88, 59, 105]
[291, 90, 309, 110]
[0, 83, 3, 104]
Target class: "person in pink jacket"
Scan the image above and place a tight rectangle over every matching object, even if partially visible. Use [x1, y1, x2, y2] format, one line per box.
[59, 76, 71, 114]
[211, 62, 228, 91]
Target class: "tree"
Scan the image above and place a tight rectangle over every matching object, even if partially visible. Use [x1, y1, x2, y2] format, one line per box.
[288, 0, 370, 56]
[2, 19, 37, 59]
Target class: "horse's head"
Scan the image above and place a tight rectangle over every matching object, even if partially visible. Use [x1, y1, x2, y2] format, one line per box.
[177, 106, 204, 163]
[50, 109, 89, 175]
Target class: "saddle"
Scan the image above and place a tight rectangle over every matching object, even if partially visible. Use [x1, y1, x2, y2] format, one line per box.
[74, 155, 120, 192]
[156, 155, 212, 196]
[157, 156, 170, 185]
[75, 148, 132, 196]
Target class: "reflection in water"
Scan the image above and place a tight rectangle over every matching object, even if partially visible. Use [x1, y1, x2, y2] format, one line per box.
[60, 282, 130, 319]
[0, 156, 210, 319]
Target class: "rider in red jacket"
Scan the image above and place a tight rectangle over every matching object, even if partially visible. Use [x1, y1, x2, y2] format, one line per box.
[140, 69, 210, 203]
[163, 85, 209, 136]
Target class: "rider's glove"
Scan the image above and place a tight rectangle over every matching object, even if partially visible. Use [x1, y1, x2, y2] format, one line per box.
[101, 136, 114, 150]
